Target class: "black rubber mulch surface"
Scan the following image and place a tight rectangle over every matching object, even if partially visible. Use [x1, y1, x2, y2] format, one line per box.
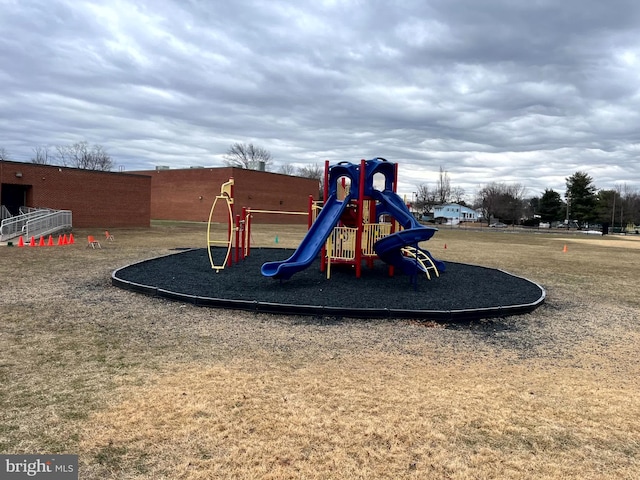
[112, 248, 545, 320]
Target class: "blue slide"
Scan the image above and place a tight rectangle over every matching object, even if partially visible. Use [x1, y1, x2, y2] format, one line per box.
[261, 193, 352, 280]
[372, 189, 446, 275]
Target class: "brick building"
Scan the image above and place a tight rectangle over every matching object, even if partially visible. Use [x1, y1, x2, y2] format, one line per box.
[1, 161, 319, 229]
[0, 160, 151, 228]
[131, 167, 320, 224]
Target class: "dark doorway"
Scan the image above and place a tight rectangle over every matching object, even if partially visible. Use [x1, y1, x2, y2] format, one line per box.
[1, 183, 31, 215]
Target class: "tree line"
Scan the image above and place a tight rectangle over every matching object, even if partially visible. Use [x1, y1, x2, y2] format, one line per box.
[2, 140, 322, 181]
[222, 142, 323, 185]
[416, 168, 640, 228]
[16, 142, 115, 171]
[4, 141, 638, 227]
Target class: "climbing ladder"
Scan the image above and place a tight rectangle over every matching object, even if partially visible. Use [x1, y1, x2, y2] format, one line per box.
[400, 246, 440, 280]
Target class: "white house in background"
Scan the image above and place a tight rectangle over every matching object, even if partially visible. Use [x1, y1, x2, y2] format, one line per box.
[433, 203, 478, 224]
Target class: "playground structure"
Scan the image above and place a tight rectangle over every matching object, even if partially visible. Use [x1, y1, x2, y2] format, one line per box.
[207, 158, 445, 281]
[117, 158, 544, 320]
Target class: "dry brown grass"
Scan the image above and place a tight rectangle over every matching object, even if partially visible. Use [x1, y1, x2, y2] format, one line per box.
[1, 222, 639, 479]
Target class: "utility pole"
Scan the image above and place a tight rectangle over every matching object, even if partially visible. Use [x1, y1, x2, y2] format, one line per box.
[611, 193, 616, 228]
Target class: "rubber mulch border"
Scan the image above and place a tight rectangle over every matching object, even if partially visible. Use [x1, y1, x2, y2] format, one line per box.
[112, 247, 545, 321]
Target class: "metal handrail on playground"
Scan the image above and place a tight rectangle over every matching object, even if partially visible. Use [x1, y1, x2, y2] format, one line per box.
[325, 223, 392, 279]
[361, 223, 391, 256]
[325, 226, 357, 279]
[242, 204, 312, 258]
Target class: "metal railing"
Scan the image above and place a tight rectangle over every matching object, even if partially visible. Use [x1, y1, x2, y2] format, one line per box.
[24, 210, 73, 240]
[1, 205, 12, 221]
[19, 206, 53, 215]
[0, 208, 72, 242]
[1, 210, 48, 241]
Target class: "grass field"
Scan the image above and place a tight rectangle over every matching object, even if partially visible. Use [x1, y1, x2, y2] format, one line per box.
[1, 222, 639, 479]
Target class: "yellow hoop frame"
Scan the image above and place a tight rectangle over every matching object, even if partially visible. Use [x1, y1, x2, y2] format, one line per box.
[207, 179, 234, 272]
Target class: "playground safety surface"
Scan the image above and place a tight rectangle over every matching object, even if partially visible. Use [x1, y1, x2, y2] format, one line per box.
[112, 247, 545, 321]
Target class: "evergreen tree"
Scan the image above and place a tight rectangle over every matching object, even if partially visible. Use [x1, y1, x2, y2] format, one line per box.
[565, 171, 597, 225]
[538, 189, 565, 222]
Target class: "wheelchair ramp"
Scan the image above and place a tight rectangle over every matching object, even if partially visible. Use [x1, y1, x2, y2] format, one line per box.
[0, 208, 73, 242]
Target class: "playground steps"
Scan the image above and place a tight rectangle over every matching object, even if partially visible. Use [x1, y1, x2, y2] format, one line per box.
[400, 246, 440, 280]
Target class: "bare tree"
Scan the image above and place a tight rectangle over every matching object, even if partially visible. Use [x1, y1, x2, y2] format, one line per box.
[54, 141, 113, 171]
[450, 186, 466, 205]
[435, 166, 451, 204]
[82, 143, 113, 171]
[414, 168, 464, 217]
[297, 163, 323, 180]
[415, 183, 437, 217]
[278, 164, 297, 175]
[55, 144, 70, 166]
[615, 183, 636, 228]
[297, 163, 324, 200]
[507, 183, 527, 223]
[475, 182, 527, 225]
[223, 143, 272, 170]
[31, 146, 52, 165]
[626, 189, 640, 225]
[0, 147, 10, 161]
[476, 183, 502, 225]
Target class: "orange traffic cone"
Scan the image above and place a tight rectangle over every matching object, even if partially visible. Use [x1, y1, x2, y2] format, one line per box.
[57, 235, 63, 246]
[38, 236, 45, 247]
[47, 235, 54, 246]
[29, 236, 36, 247]
[563, 244, 568, 253]
[61, 234, 68, 245]
[68, 233, 75, 245]
[18, 236, 25, 247]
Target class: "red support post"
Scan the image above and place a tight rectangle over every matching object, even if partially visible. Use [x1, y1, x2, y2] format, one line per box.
[393, 162, 398, 193]
[307, 195, 313, 230]
[355, 158, 366, 278]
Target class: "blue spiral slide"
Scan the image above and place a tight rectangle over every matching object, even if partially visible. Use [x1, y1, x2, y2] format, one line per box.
[371, 189, 446, 275]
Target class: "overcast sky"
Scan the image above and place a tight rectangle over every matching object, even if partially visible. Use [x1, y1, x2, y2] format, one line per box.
[2, 0, 640, 200]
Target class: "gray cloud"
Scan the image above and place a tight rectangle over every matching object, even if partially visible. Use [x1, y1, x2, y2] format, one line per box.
[2, 0, 640, 200]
